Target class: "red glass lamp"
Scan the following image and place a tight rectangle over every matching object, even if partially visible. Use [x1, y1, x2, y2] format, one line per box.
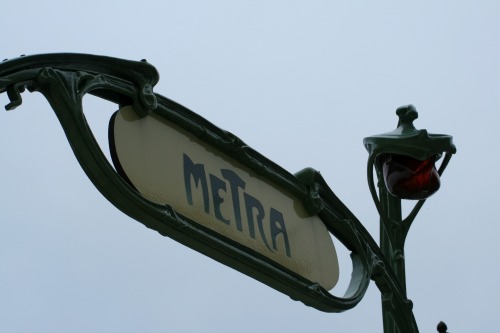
[381, 153, 440, 200]
[364, 105, 456, 201]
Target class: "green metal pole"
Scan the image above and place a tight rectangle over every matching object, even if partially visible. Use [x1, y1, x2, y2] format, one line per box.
[364, 105, 456, 333]
[379, 185, 405, 333]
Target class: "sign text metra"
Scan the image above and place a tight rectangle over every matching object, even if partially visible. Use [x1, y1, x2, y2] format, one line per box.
[183, 153, 291, 257]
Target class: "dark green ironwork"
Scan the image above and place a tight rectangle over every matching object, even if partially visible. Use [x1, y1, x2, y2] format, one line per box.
[0, 53, 455, 333]
[364, 105, 456, 162]
[364, 106, 456, 333]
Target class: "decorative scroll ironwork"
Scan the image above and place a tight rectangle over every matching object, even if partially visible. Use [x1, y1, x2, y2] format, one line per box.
[1, 53, 424, 332]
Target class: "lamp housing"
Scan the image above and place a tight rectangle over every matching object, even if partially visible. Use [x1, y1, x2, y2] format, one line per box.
[364, 105, 456, 200]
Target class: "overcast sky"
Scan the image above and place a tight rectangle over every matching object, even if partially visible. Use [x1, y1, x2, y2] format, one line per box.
[1, 1, 499, 332]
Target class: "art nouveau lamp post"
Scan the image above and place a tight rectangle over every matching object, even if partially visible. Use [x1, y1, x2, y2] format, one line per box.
[364, 105, 456, 333]
[0, 54, 456, 333]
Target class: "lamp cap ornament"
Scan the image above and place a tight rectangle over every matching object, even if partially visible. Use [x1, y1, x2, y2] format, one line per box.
[363, 104, 456, 162]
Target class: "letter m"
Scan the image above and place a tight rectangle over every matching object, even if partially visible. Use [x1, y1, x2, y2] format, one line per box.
[183, 153, 209, 213]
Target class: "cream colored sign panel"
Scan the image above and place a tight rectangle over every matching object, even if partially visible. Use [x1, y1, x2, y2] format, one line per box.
[111, 106, 339, 290]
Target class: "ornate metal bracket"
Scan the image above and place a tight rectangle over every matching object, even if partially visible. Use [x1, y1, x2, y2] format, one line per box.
[1, 53, 420, 332]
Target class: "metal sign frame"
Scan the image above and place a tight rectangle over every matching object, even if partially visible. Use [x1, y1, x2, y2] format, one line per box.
[0, 53, 429, 332]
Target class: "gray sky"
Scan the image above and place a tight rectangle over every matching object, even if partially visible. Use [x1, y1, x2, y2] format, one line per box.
[1, 1, 499, 332]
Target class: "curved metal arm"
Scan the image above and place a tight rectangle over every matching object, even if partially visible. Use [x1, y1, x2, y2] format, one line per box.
[296, 168, 418, 332]
[367, 154, 425, 243]
[1, 53, 419, 332]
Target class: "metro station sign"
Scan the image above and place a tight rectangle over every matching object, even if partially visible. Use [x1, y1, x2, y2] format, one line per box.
[110, 106, 339, 290]
[1, 52, 456, 333]
[0, 53, 376, 315]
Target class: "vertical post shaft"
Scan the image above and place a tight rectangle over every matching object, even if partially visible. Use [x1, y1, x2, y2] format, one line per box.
[379, 186, 405, 333]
